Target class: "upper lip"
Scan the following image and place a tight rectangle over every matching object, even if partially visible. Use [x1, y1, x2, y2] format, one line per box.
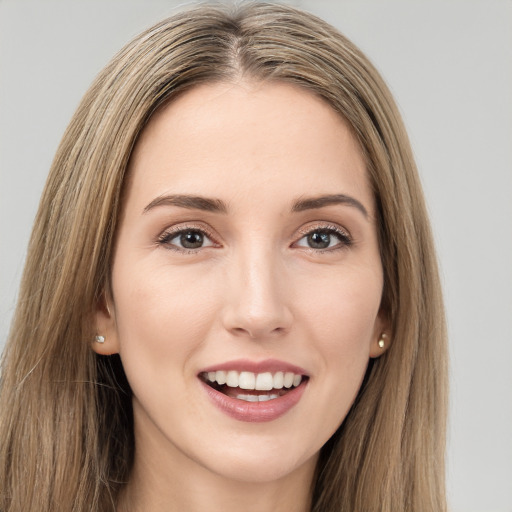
[198, 358, 308, 376]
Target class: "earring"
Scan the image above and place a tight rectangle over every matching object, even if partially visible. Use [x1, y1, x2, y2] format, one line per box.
[95, 335, 105, 344]
[378, 333, 387, 349]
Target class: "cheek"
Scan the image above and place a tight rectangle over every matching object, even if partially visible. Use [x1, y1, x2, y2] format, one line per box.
[299, 264, 382, 349]
[296, 266, 382, 420]
[111, 258, 220, 374]
[109, 259, 225, 438]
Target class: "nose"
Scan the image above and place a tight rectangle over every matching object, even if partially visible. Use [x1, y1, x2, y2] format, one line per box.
[221, 246, 293, 340]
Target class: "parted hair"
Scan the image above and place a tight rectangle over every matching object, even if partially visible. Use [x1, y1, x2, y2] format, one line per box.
[0, 2, 447, 511]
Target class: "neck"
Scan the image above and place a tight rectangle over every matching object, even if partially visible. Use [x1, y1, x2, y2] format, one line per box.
[119, 465, 315, 512]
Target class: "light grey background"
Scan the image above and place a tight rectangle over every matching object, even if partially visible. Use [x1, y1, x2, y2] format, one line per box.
[1, 1, 511, 511]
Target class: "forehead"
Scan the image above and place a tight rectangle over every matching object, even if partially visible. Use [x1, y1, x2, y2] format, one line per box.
[126, 81, 373, 215]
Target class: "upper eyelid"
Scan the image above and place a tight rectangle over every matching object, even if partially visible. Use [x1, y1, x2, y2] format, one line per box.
[159, 222, 216, 237]
[296, 222, 351, 238]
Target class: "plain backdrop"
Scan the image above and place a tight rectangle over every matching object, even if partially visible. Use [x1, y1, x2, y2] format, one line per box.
[1, 1, 511, 511]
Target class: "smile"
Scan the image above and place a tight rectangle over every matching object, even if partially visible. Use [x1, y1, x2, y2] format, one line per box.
[198, 361, 309, 422]
[201, 370, 304, 402]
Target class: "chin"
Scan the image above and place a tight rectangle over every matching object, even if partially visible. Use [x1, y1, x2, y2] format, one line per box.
[197, 442, 318, 485]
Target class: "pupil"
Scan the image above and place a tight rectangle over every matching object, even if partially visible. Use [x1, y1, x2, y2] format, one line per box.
[180, 231, 203, 249]
[308, 231, 330, 249]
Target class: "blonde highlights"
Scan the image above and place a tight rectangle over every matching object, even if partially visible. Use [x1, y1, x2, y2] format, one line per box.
[0, 3, 447, 511]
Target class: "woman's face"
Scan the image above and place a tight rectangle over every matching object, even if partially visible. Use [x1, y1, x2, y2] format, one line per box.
[95, 81, 388, 484]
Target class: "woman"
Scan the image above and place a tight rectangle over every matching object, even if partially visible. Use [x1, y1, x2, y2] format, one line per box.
[0, 3, 447, 511]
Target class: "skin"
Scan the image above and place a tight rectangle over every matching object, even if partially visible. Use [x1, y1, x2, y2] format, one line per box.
[95, 81, 389, 512]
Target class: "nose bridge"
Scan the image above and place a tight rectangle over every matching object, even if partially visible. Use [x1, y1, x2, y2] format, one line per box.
[223, 239, 291, 338]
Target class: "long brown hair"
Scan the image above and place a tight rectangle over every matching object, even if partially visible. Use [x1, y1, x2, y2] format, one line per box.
[0, 3, 447, 511]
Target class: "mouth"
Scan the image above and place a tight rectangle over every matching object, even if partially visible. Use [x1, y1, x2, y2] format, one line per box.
[199, 370, 308, 403]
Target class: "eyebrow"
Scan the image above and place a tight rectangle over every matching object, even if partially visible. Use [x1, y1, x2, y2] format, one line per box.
[291, 194, 368, 218]
[142, 192, 368, 218]
[143, 194, 228, 214]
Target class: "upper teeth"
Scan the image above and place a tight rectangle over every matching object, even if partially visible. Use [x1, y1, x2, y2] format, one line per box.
[205, 370, 302, 390]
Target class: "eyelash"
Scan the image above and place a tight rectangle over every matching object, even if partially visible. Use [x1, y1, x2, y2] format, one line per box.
[294, 224, 353, 253]
[156, 223, 353, 253]
[156, 224, 219, 254]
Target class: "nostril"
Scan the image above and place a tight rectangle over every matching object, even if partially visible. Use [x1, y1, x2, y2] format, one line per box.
[230, 324, 288, 339]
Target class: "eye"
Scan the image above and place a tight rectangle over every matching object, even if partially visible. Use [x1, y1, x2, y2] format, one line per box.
[294, 226, 352, 251]
[158, 227, 216, 251]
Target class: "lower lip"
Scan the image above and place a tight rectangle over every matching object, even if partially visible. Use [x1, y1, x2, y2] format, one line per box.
[200, 379, 307, 422]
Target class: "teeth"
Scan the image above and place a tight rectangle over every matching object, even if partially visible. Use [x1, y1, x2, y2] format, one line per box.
[257, 394, 279, 402]
[236, 394, 259, 402]
[226, 370, 238, 387]
[255, 372, 273, 390]
[236, 393, 280, 402]
[204, 370, 304, 390]
[283, 372, 295, 388]
[239, 371, 256, 390]
[273, 371, 284, 389]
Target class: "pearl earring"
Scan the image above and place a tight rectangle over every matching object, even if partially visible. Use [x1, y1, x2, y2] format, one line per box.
[378, 333, 387, 349]
[95, 335, 105, 344]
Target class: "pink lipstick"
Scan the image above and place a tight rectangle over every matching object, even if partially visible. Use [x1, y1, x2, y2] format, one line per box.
[198, 359, 309, 422]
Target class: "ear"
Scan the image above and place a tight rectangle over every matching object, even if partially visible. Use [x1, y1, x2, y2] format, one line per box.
[369, 310, 392, 359]
[92, 293, 121, 355]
